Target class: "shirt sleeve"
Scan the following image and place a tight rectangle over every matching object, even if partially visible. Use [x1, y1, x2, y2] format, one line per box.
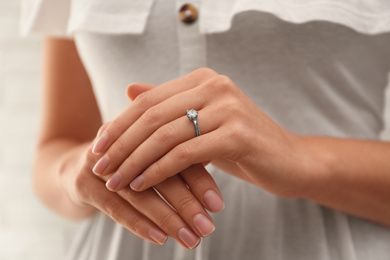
[200, 0, 390, 35]
[20, 0, 71, 38]
[20, 0, 154, 38]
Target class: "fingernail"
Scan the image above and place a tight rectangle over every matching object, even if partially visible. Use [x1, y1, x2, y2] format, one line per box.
[149, 228, 168, 245]
[106, 172, 121, 191]
[204, 190, 224, 212]
[178, 227, 200, 249]
[130, 175, 144, 191]
[193, 214, 215, 237]
[92, 131, 108, 155]
[92, 155, 109, 175]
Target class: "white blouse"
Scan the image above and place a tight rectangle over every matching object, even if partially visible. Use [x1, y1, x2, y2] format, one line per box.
[21, 1, 390, 260]
[21, 0, 390, 37]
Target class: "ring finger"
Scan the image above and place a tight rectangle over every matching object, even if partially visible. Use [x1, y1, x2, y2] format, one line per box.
[107, 104, 222, 192]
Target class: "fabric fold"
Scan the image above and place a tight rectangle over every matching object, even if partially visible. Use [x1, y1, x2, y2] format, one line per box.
[20, 0, 390, 38]
[200, 0, 390, 35]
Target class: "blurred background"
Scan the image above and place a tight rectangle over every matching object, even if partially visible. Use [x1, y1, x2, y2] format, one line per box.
[0, 1, 78, 259]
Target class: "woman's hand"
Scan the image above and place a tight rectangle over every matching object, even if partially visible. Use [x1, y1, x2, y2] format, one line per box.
[63, 123, 223, 249]
[91, 67, 313, 198]
[38, 38, 223, 249]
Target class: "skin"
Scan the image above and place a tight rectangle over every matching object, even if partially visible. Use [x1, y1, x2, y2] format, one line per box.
[93, 67, 390, 227]
[34, 37, 224, 250]
[35, 34, 390, 252]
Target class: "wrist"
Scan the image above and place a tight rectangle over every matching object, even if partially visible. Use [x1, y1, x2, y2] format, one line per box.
[59, 142, 98, 218]
[244, 132, 329, 199]
[292, 135, 334, 201]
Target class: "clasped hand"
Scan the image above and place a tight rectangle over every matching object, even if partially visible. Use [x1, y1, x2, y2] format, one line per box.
[86, 67, 312, 249]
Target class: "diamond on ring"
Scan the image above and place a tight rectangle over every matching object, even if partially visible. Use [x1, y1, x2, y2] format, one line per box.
[186, 109, 200, 136]
[186, 109, 198, 121]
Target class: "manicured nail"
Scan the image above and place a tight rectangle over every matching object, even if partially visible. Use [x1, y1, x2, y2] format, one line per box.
[106, 172, 121, 191]
[130, 175, 144, 191]
[178, 227, 200, 249]
[193, 214, 215, 237]
[149, 228, 168, 245]
[92, 155, 109, 175]
[204, 190, 224, 212]
[92, 131, 108, 155]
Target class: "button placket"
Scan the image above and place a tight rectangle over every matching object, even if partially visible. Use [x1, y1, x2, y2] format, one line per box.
[176, 0, 206, 76]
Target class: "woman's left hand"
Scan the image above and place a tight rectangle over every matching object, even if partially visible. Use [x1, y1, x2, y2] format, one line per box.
[93, 68, 315, 198]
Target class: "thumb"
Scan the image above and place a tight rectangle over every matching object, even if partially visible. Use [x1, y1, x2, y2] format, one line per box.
[126, 83, 155, 101]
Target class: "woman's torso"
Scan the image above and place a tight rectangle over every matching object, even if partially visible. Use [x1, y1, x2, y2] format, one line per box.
[65, 0, 390, 259]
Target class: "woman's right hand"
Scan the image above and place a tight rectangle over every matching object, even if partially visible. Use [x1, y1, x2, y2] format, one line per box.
[63, 123, 224, 249]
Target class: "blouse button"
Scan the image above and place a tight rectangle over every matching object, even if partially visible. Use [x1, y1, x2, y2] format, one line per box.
[179, 4, 198, 24]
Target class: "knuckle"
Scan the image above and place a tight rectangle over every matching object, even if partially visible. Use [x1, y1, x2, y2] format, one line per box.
[223, 123, 248, 159]
[175, 195, 196, 213]
[123, 158, 137, 175]
[73, 173, 86, 194]
[175, 144, 192, 161]
[205, 74, 236, 94]
[186, 170, 211, 188]
[73, 173, 90, 203]
[114, 137, 127, 157]
[229, 122, 246, 142]
[125, 215, 141, 234]
[142, 106, 162, 125]
[108, 119, 123, 136]
[155, 123, 176, 143]
[147, 161, 167, 183]
[123, 189, 147, 206]
[105, 200, 124, 221]
[214, 74, 234, 89]
[134, 90, 153, 109]
[225, 98, 243, 115]
[234, 120, 249, 134]
[193, 67, 218, 78]
[158, 210, 176, 228]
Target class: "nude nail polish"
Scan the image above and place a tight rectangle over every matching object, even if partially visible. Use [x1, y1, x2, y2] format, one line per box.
[106, 172, 121, 191]
[193, 214, 215, 237]
[92, 155, 109, 175]
[149, 228, 168, 245]
[130, 175, 144, 191]
[204, 190, 224, 213]
[178, 227, 200, 249]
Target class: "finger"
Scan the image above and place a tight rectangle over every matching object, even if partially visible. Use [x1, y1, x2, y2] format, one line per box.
[90, 160, 201, 249]
[97, 121, 111, 137]
[90, 122, 112, 154]
[116, 185, 201, 249]
[83, 177, 169, 246]
[180, 164, 225, 213]
[95, 82, 211, 178]
[126, 83, 155, 101]
[154, 174, 215, 237]
[95, 72, 229, 181]
[91, 82, 153, 156]
[130, 130, 231, 191]
[95, 74, 235, 179]
[84, 122, 112, 173]
[105, 104, 220, 191]
[91, 68, 218, 155]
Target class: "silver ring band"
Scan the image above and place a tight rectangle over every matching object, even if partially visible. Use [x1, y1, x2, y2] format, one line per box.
[186, 109, 201, 136]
